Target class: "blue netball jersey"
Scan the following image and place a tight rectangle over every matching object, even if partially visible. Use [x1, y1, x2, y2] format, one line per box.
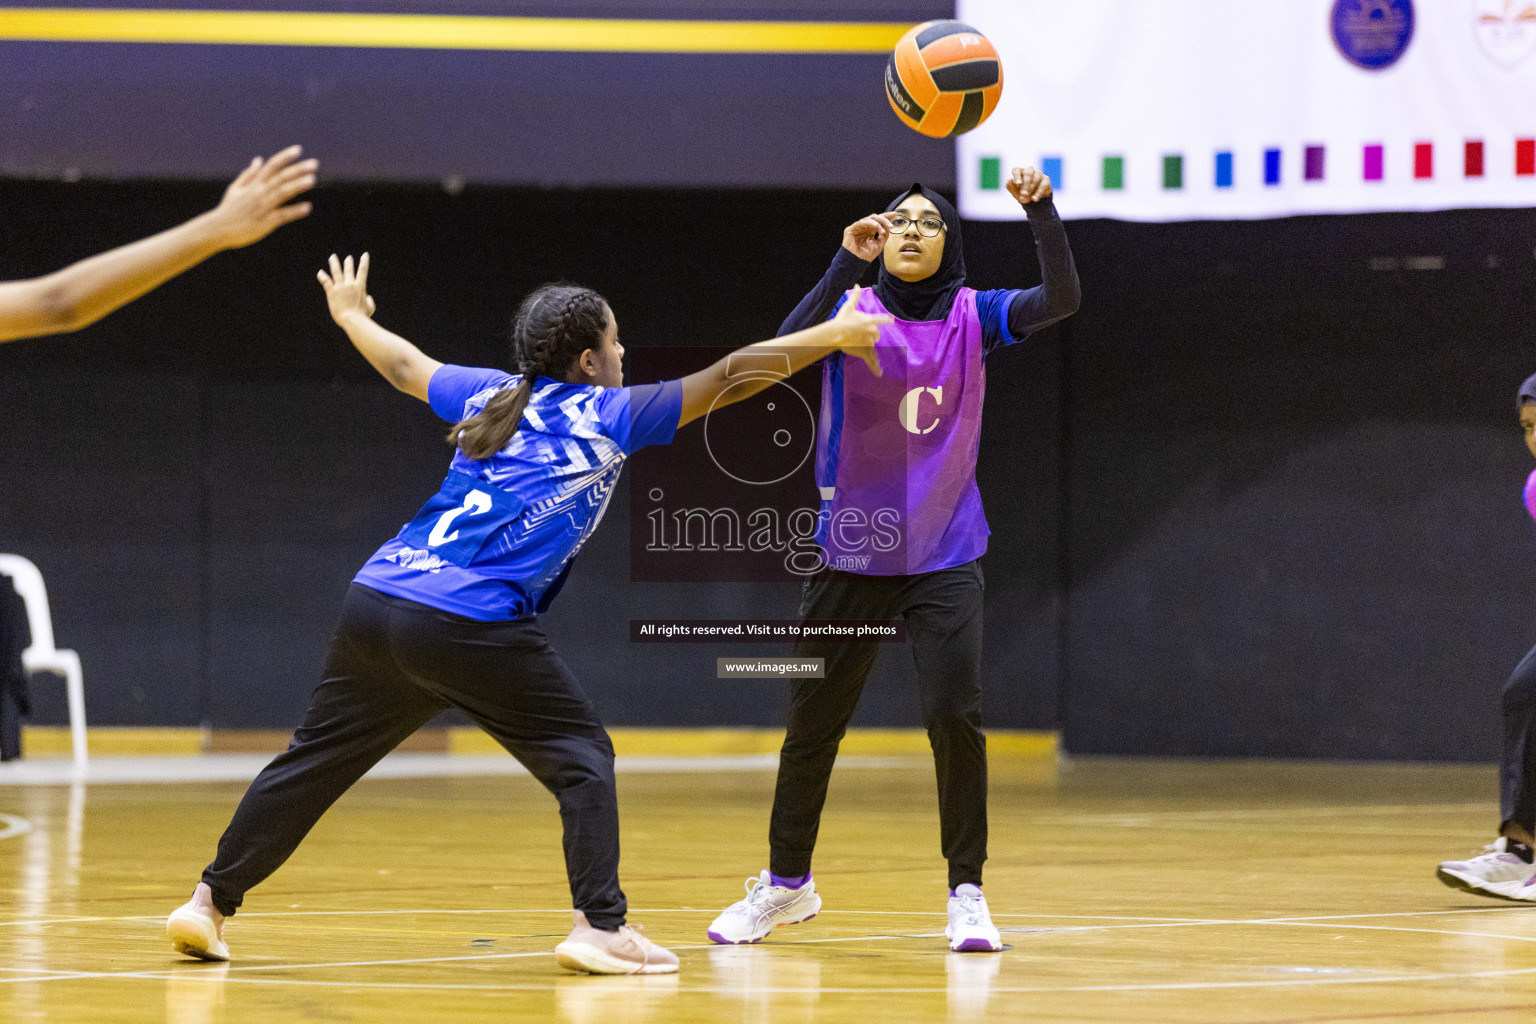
[354, 364, 682, 620]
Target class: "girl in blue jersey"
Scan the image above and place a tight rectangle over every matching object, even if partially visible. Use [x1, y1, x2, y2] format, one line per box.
[165, 252, 887, 975]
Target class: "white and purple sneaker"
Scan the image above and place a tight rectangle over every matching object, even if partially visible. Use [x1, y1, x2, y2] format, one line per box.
[706, 871, 821, 945]
[946, 884, 1002, 952]
[1437, 837, 1536, 901]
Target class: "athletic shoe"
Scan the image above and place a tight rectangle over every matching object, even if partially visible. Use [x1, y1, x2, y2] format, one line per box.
[166, 902, 230, 962]
[1436, 837, 1536, 901]
[946, 884, 1002, 952]
[706, 870, 822, 944]
[554, 910, 679, 975]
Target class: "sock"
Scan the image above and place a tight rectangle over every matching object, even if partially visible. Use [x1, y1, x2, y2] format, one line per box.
[951, 883, 983, 899]
[1511, 841, 1535, 864]
[770, 872, 809, 889]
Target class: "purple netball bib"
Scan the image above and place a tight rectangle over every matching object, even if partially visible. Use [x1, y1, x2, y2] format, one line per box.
[1524, 469, 1536, 522]
[814, 287, 990, 576]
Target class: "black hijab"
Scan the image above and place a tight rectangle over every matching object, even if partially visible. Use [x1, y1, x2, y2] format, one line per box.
[874, 183, 966, 323]
[1520, 372, 1536, 409]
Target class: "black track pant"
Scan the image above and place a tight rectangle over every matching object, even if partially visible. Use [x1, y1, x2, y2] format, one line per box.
[201, 583, 627, 929]
[769, 560, 986, 890]
[1503, 642, 1536, 835]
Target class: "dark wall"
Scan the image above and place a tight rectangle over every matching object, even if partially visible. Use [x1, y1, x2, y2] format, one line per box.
[1032, 212, 1536, 760]
[0, 1, 954, 189]
[2, 177, 1532, 761]
[0, 178, 1059, 732]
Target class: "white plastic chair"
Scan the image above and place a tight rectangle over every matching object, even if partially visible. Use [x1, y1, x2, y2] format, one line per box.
[0, 555, 87, 766]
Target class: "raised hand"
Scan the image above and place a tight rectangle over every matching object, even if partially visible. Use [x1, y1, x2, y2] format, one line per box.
[832, 285, 891, 377]
[316, 252, 377, 325]
[842, 213, 895, 262]
[208, 145, 318, 249]
[1005, 166, 1053, 206]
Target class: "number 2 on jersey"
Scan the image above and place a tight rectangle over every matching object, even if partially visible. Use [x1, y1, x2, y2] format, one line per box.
[399, 470, 527, 568]
[427, 490, 493, 547]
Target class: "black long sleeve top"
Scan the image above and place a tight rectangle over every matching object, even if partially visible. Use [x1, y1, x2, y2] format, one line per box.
[775, 196, 1081, 343]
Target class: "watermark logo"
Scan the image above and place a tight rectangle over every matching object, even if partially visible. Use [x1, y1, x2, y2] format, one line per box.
[702, 351, 818, 486]
[629, 346, 907, 583]
[640, 492, 900, 577]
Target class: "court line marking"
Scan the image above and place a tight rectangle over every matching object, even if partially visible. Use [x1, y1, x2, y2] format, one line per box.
[1263, 920, 1536, 944]
[0, 931, 959, 983]
[1233, 1002, 1536, 1024]
[1, 909, 1184, 927]
[7, 904, 1536, 929]
[0, 812, 31, 840]
[1251, 907, 1536, 924]
[0, 971, 113, 984]
[1043, 802, 1494, 824]
[12, 964, 1536, 995]
[10, 906, 1536, 993]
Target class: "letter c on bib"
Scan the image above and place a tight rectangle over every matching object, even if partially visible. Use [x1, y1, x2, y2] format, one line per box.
[898, 385, 943, 435]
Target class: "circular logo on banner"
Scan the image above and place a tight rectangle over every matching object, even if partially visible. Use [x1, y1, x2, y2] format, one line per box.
[1332, 0, 1415, 69]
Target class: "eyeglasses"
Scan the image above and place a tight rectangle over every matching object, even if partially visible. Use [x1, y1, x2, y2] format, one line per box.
[887, 214, 946, 238]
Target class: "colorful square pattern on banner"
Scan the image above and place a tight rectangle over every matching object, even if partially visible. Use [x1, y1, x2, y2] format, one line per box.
[958, 0, 1536, 221]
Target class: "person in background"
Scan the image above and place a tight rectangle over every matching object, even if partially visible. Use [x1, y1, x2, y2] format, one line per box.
[0, 576, 28, 762]
[1437, 372, 1536, 901]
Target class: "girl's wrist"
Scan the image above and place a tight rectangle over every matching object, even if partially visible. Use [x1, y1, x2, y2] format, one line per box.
[188, 209, 237, 253]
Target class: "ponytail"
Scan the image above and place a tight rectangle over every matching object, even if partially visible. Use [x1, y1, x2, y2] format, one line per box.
[451, 379, 536, 460]
[446, 283, 609, 459]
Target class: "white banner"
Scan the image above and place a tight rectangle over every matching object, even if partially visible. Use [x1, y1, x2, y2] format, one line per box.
[956, 0, 1536, 221]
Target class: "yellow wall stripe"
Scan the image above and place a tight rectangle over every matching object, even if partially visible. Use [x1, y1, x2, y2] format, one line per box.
[455, 727, 1059, 759]
[22, 726, 206, 757]
[20, 725, 1059, 759]
[0, 8, 908, 53]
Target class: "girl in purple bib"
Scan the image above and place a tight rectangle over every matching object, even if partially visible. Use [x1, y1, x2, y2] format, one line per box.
[1436, 373, 1536, 899]
[707, 169, 1080, 951]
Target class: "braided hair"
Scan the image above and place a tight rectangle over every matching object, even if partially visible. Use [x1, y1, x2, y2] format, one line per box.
[448, 283, 610, 459]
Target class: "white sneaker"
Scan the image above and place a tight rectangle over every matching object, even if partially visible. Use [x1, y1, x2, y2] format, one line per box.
[1437, 837, 1536, 901]
[706, 871, 822, 944]
[553, 910, 679, 975]
[166, 903, 230, 962]
[946, 884, 1002, 952]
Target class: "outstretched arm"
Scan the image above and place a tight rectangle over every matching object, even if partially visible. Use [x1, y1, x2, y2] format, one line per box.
[1004, 167, 1081, 338]
[681, 285, 888, 428]
[776, 214, 892, 337]
[0, 146, 318, 344]
[317, 252, 442, 403]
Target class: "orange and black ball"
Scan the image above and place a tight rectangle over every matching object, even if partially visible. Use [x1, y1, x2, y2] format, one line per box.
[886, 20, 1003, 139]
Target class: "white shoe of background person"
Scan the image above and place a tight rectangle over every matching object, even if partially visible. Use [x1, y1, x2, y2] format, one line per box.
[706, 870, 822, 944]
[946, 883, 1003, 952]
[166, 883, 230, 961]
[554, 911, 680, 975]
[1437, 837, 1536, 901]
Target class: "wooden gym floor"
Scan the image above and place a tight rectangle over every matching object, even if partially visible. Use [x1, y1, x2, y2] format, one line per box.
[1, 753, 1532, 1023]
